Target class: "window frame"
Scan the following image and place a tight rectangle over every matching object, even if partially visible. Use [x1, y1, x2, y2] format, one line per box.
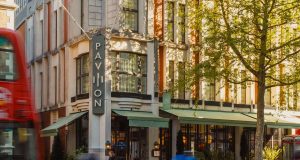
[167, 2, 175, 41]
[76, 53, 89, 96]
[169, 60, 174, 97]
[122, 0, 139, 32]
[178, 4, 186, 44]
[178, 61, 185, 99]
[0, 37, 17, 81]
[241, 71, 247, 104]
[110, 51, 147, 94]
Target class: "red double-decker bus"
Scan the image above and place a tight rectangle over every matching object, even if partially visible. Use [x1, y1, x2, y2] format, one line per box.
[0, 28, 43, 160]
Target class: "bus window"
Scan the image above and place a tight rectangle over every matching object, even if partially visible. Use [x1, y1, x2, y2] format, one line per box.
[0, 124, 37, 160]
[0, 37, 17, 81]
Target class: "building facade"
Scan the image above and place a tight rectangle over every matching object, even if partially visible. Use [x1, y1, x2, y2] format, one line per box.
[15, 0, 300, 160]
[0, 0, 17, 29]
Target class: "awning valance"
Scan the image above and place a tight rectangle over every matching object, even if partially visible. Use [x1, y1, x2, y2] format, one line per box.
[113, 110, 169, 128]
[161, 109, 257, 127]
[243, 113, 300, 128]
[41, 111, 87, 137]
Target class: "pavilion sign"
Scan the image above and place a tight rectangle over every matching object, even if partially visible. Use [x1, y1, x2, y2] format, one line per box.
[92, 34, 105, 115]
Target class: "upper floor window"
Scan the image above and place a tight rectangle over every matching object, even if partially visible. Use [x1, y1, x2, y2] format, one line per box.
[178, 4, 185, 44]
[110, 52, 147, 94]
[206, 80, 216, 101]
[167, 2, 174, 41]
[123, 0, 138, 32]
[241, 71, 247, 104]
[169, 60, 174, 97]
[76, 54, 89, 95]
[178, 62, 185, 99]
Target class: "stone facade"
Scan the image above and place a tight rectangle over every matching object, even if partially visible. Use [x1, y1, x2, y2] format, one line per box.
[0, 0, 17, 29]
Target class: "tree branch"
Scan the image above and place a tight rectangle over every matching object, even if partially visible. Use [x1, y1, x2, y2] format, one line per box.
[252, 0, 262, 32]
[268, 21, 288, 29]
[265, 76, 300, 88]
[268, 0, 276, 14]
[266, 36, 300, 53]
[275, 4, 300, 15]
[219, 0, 258, 77]
[226, 77, 258, 84]
[266, 49, 300, 71]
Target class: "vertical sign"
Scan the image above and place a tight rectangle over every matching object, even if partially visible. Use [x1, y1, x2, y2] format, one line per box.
[92, 34, 105, 115]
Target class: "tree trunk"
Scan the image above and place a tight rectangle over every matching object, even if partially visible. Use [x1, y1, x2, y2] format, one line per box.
[254, 80, 265, 160]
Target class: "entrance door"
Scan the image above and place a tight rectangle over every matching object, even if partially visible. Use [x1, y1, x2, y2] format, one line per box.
[129, 127, 148, 160]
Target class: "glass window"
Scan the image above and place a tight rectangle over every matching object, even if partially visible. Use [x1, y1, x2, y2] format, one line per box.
[0, 123, 37, 160]
[206, 80, 215, 101]
[123, 0, 138, 32]
[167, 2, 174, 41]
[76, 54, 89, 95]
[0, 37, 17, 81]
[178, 4, 185, 43]
[241, 71, 247, 104]
[178, 62, 185, 99]
[169, 61, 174, 97]
[110, 52, 147, 94]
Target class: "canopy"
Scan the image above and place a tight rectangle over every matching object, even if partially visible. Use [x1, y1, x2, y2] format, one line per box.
[161, 109, 257, 127]
[113, 110, 169, 128]
[244, 113, 300, 128]
[41, 111, 87, 137]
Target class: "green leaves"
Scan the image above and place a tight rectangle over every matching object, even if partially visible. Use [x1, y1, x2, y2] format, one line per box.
[263, 146, 282, 160]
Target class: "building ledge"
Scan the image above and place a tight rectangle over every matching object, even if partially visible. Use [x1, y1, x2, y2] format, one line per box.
[111, 92, 152, 100]
[0, 2, 18, 10]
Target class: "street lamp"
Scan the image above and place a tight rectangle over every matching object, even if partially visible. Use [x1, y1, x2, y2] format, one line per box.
[105, 140, 111, 156]
[152, 141, 160, 157]
[105, 140, 111, 150]
[154, 141, 159, 149]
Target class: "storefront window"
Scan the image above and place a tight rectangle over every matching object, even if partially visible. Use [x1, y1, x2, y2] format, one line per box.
[110, 52, 147, 94]
[76, 114, 88, 150]
[76, 54, 89, 95]
[159, 128, 171, 160]
[111, 116, 128, 159]
[180, 124, 234, 159]
[240, 128, 255, 160]
[111, 116, 148, 160]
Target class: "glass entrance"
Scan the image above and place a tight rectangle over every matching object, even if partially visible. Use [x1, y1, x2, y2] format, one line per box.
[111, 115, 148, 160]
[129, 128, 148, 160]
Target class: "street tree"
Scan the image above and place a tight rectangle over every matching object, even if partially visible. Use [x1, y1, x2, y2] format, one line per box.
[184, 0, 300, 159]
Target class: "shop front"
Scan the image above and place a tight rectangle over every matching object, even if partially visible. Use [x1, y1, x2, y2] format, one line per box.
[180, 124, 235, 159]
[111, 110, 169, 160]
[160, 108, 300, 160]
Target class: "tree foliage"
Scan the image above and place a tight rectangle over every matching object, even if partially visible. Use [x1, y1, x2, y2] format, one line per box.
[187, 0, 300, 86]
[185, 0, 300, 159]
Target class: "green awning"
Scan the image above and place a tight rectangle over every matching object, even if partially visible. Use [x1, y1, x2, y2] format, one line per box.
[244, 113, 300, 128]
[41, 111, 87, 137]
[162, 109, 257, 127]
[113, 110, 169, 128]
